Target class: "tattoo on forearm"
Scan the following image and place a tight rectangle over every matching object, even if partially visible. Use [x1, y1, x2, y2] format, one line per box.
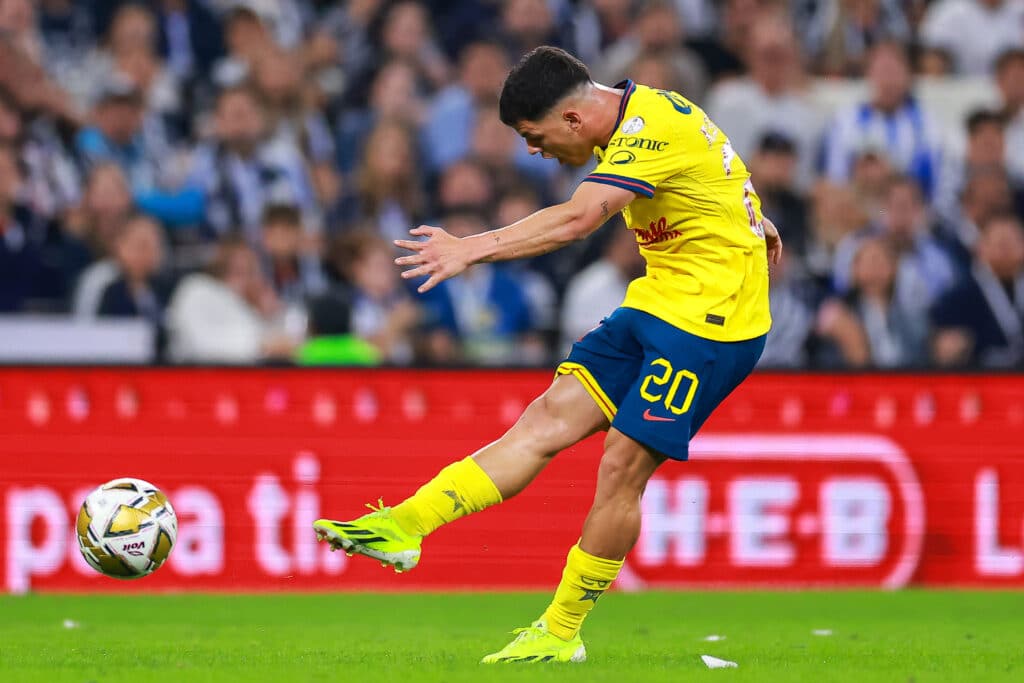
[600, 201, 609, 220]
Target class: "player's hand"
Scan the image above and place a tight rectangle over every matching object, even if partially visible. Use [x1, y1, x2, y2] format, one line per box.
[763, 217, 783, 266]
[394, 225, 472, 293]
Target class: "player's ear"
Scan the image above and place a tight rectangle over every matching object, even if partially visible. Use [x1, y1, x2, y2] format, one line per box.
[563, 110, 583, 132]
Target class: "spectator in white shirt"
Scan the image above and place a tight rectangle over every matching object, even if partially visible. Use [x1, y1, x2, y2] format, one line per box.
[166, 235, 297, 363]
[706, 16, 823, 190]
[560, 226, 644, 353]
[920, 0, 1024, 75]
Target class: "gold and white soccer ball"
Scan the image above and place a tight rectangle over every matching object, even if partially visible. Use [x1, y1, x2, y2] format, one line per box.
[76, 478, 177, 579]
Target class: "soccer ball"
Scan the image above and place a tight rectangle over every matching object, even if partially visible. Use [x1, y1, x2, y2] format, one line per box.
[76, 478, 177, 580]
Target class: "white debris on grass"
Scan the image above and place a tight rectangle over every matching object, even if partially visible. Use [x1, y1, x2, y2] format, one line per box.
[702, 634, 726, 641]
[812, 629, 834, 636]
[701, 655, 738, 669]
[62, 619, 79, 629]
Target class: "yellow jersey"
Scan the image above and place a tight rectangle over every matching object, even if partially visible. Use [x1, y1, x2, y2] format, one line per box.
[583, 80, 771, 342]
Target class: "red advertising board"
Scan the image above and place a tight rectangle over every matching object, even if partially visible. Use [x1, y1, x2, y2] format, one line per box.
[1, 369, 1023, 593]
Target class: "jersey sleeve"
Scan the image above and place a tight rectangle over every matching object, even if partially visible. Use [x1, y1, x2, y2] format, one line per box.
[583, 114, 681, 199]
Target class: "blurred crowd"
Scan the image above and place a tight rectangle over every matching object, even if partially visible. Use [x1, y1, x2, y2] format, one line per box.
[0, 0, 1022, 368]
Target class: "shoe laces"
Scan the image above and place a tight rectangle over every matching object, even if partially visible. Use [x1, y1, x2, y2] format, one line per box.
[364, 498, 389, 515]
[509, 623, 546, 644]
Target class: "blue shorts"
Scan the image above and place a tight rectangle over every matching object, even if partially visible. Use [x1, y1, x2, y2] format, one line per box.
[557, 307, 765, 461]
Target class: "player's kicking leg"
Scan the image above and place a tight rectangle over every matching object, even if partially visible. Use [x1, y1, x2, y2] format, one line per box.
[313, 373, 607, 572]
[480, 429, 662, 663]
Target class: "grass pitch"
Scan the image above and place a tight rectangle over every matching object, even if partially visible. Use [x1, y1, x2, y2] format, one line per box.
[1, 591, 1021, 682]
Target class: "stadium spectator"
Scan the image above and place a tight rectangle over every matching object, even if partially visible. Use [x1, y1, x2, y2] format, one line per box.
[936, 110, 1014, 221]
[106, 3, 185, 132]
[822, 41, 944, 198]
[417, 207, 542, 365]
[0, 85, 80, 221]
[151, 0, 226, 85]
[920, 0, 1024, 75]
[336, 58, 426, 175]
[71, 164, 136, 318]
[706, 15, 823, 189]
[421, 41, 510, 172]
[818, 237, 930, 367]
[848, 143, 895, 218]
[497, 0, 567, 60]
[376, 1, 451, 91]
[75, 75, 169, 194]
[833, 176, 958, 307]
[258, 203, 325, 304]
[758, 248, 823, 367]
[96, 214, 170, 330]
[344, 118, 425, 241]
[252, 48, 338, 206]
[37, 0, 96, 79]
[626, 52, 694, 98]
[802, 0, 911, 76]
[559, 225, 644, 352]
[435, 157, 495, 218]
[187, 84, 316, 241]
[317, 0, 382, 100]
[748, 132, 810, 263]
[489, 184, 559, 350]
[0, 141, 42, 312]
[686, 0, 755, 81]
[944, 165, 1017, 263]
[571, 0, 635, 64]
[594, 0, 708, 101]
[931, 213, 1024, 367]
[165, 235, 297, 364]
[995, 49, 1024, 183]
[327, 230, 421, 365]
[803, 180, 871, 284]
[215, 5, 275, 83]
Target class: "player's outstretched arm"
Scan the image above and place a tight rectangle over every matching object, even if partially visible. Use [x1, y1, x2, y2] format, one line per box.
[395, 183, 634, 293]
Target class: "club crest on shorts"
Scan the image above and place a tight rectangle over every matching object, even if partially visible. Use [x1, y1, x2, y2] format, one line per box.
[621, 116, 645, 135]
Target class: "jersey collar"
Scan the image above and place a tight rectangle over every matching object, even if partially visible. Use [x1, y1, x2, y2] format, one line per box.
[611, 79, 637, 134]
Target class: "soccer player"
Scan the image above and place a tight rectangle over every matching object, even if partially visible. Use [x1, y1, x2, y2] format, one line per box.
[314, 46, 782, 663]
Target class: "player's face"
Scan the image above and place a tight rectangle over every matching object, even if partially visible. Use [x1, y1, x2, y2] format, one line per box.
[514, 114, 591, 166]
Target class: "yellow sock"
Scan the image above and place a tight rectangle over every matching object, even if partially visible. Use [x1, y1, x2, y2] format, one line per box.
[390, 457, 502, 536]
[542, 543, 623, 641]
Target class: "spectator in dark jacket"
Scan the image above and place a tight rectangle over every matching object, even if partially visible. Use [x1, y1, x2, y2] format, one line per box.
[0, 141, 41, 312]
[931, 212, 1024, 368]
[97, 214, 169, 327]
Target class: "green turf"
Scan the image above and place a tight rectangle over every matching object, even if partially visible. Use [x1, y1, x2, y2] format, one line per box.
[1, 591, 1022, 682]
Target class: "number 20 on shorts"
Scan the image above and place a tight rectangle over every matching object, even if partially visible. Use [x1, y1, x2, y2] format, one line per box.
[639, 359, 700, 415]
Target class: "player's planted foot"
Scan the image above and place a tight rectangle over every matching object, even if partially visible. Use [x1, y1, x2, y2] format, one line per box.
[313, 500, 421, 572]
[480, 619, 587, 664]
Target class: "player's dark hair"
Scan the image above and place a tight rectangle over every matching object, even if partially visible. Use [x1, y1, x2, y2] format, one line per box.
[499, 46, 592, 126]
[966, 109, 1006, 135]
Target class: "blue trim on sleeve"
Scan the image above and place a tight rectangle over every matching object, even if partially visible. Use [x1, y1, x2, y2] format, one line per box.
[584, 172, 655, 198]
